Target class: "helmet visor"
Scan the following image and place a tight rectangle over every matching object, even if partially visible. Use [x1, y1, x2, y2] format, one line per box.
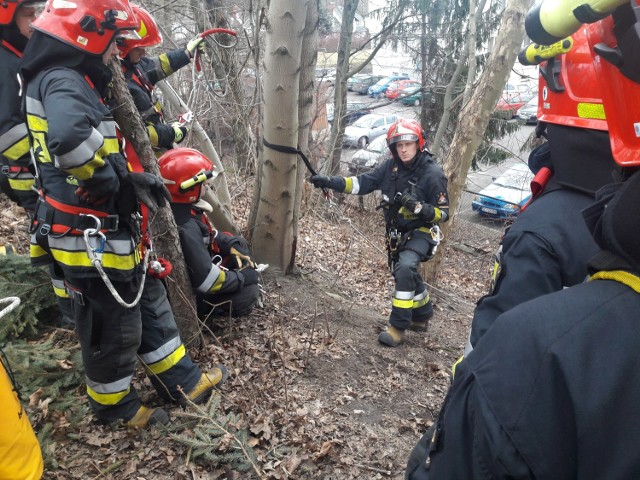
[389, 133, 419, 145]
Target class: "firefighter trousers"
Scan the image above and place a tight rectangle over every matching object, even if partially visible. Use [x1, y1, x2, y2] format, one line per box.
[67, 273, 201, 423]
[389, 230, 434, 330]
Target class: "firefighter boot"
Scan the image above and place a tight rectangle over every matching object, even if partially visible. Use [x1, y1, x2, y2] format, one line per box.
[378, 326, 405, 347]
[409, 320, 429, 332]
[181, 365, 229, 406]
[126, 406, 170, 428]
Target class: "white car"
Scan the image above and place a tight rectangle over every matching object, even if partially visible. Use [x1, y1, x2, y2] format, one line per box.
[471, 163, 534, 219]
[348, 135, 392, 175]
[343, 113, 399, 149]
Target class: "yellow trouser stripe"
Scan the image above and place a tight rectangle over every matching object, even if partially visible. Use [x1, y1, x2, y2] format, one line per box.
[589, 270, 640, 294]
[87, 385, 131, 406]
[52, 285, 69, 299]
[30, 244, 48, 259]
[392, 297, 413, 309]
[413, 295, 430, 308]
[144, 344, 186, 375]
[50, 248, 139, 271]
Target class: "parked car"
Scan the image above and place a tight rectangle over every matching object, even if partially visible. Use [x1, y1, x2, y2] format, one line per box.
[352, 74, 384, 94]
[327, 102, 372, 125]
[471, 163, 534, 219]
[385, 80, 421, 100]
[516, 96, 538, 125]
[343, 113, 399, 148]
[368, 75, 410, 98]
[495, 92, 534, 117]
[316, 68, 336, 85]
[398, 85, 434, 106]
[348, 135, 392, 175]
[347, 74, 369, 91]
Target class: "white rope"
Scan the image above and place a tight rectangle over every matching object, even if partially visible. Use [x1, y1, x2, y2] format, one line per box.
[0, 297, 21, 320]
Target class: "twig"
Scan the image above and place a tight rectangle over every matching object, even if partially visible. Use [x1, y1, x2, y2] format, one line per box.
[341, 461, 393, 476]
[304, 302, 318, 369]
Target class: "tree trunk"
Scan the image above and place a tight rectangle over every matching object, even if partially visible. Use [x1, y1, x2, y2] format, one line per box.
[249, 0, 309, 272]
[462, 0, 477, 106]
[108, 61, 201, 347]
[205, 0, 258, 174]
[423, 0, 529, 284]
[326, 0, 358, 175]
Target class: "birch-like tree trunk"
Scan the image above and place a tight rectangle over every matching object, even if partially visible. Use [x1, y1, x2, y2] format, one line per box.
[108, 60, 201, 347]
[249, 0, 309, 272]
[423, 0, 529, 284]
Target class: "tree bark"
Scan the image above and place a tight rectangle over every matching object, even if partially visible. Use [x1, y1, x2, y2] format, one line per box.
[423, 0, 529, 284]
[108, 60, 201, 347]
[249, 0, 309, 272]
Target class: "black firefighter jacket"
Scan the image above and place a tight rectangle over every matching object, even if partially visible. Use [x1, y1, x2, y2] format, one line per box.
[406, 263, 640, 480]
[121, 49, 190, 149]
[0, 40, 37, 211]
[344, 152, 449, 232]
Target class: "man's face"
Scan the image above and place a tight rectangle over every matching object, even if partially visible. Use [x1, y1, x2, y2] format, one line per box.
[102, 41, 120, 65]
[15, 5, 37, 39]
[395, 140, 419, 163]
[127, 47, 146, 64]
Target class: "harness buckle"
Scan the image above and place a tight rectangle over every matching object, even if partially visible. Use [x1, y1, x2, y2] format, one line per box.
[39, 223, 51, 236]
[80, 214, 106, 263]
[1, 165, 9, 176]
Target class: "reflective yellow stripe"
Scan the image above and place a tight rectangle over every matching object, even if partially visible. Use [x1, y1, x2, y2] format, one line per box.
[30, 244, 48, 259]
[87, 385, 131, 405]
[147, 125, 159, 147]
[66, 154, 106, 181]
[209, 269, 226, 293]
[392, 297, 413, 309]
[144, 344, 186, 375]
[413, 294, 430, 308]
[50, 248, 140, 271]
[2, 136, 30, 161]
[432, 207, 442, 223]
[451, 355, 464, 378]
[344, 177, 353, 194]
[589, 270, 640, 294]
[52, 285, 69, 299]
[7, 178, 35, 191]
[159, 53, 174, 76]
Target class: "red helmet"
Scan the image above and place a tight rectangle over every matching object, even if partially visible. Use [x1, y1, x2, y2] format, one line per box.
[537, 26, 607, 131]
[0, 0, 34, 25]
[117, 5, 161, 58]
[386, 119, 426, 151]
[31, 0, 139, 56]
[158, 148, 216, 204]
[586, 9, 640, 167]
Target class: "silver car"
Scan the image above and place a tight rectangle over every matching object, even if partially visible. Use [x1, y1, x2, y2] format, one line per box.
[343, 113, 399, 149]
[348, 135, 393, 175]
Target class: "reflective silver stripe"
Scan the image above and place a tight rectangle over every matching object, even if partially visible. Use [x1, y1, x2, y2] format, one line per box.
[413, 291, 427, 301]
[49, 236, 136, 256]
[25, 96, 46, 117]
[85, 373, 133, 394]
[349, 176, 360, 194]
[51, 278, 65, 289]
[97, 119, 117, 138]
[196, 264, 223, 293]
[393, 290, 415, 300]
[464, 335, 473, 357]
[138, 336, 182, 365]
[55, 128, 104, 169]
[0, 123, 28, 152]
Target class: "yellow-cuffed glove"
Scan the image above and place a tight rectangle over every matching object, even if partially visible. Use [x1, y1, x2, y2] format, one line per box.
[171, 122, 188, 143]
[230, 246, 256, 269]
[186, 35, 206, 58]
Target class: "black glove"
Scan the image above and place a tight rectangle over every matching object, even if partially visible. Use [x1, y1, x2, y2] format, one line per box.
[240, 267, 259, 286]
[397, 191, 436, 220]
[127, 172, 171, 213]
[309, 174, 345, 192]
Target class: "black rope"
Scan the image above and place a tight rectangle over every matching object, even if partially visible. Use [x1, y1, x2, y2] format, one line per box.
[262, 137, 330, 197]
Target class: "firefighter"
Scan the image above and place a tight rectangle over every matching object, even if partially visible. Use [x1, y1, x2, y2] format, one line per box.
[465, 25, 618, 353]
[158, 148, 260, 318]
[405, 6, 640, 478]
[19, 0, 226, 428]
[0, 0, 74, 328]
[309, 119, 449, 347]
[117, 5, 204, 151]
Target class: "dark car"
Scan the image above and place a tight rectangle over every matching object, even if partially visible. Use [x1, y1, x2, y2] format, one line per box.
[347, 74, 369, 91]
[347, 135, 392, 175]
[516, 96, 538, 125]
[352, 74, 384, 95]
[399, 85, 434, 106]
[327, 102, 372, 125]
[368, 75, 410, 98]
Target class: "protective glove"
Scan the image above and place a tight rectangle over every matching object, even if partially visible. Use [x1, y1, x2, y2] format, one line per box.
[398, 191, 436, 219]
[127, 172, 171, 213]
[230, 246, 256, 269]
[74, 187, 109, 206]
[171, 122, 188, 144]
[185, 35, 206, 58]
[309, 174, 345, 192]
[240, 267, 259, 286]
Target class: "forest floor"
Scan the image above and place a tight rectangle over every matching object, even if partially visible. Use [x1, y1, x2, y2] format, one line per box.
[0, 183, 504, 479]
